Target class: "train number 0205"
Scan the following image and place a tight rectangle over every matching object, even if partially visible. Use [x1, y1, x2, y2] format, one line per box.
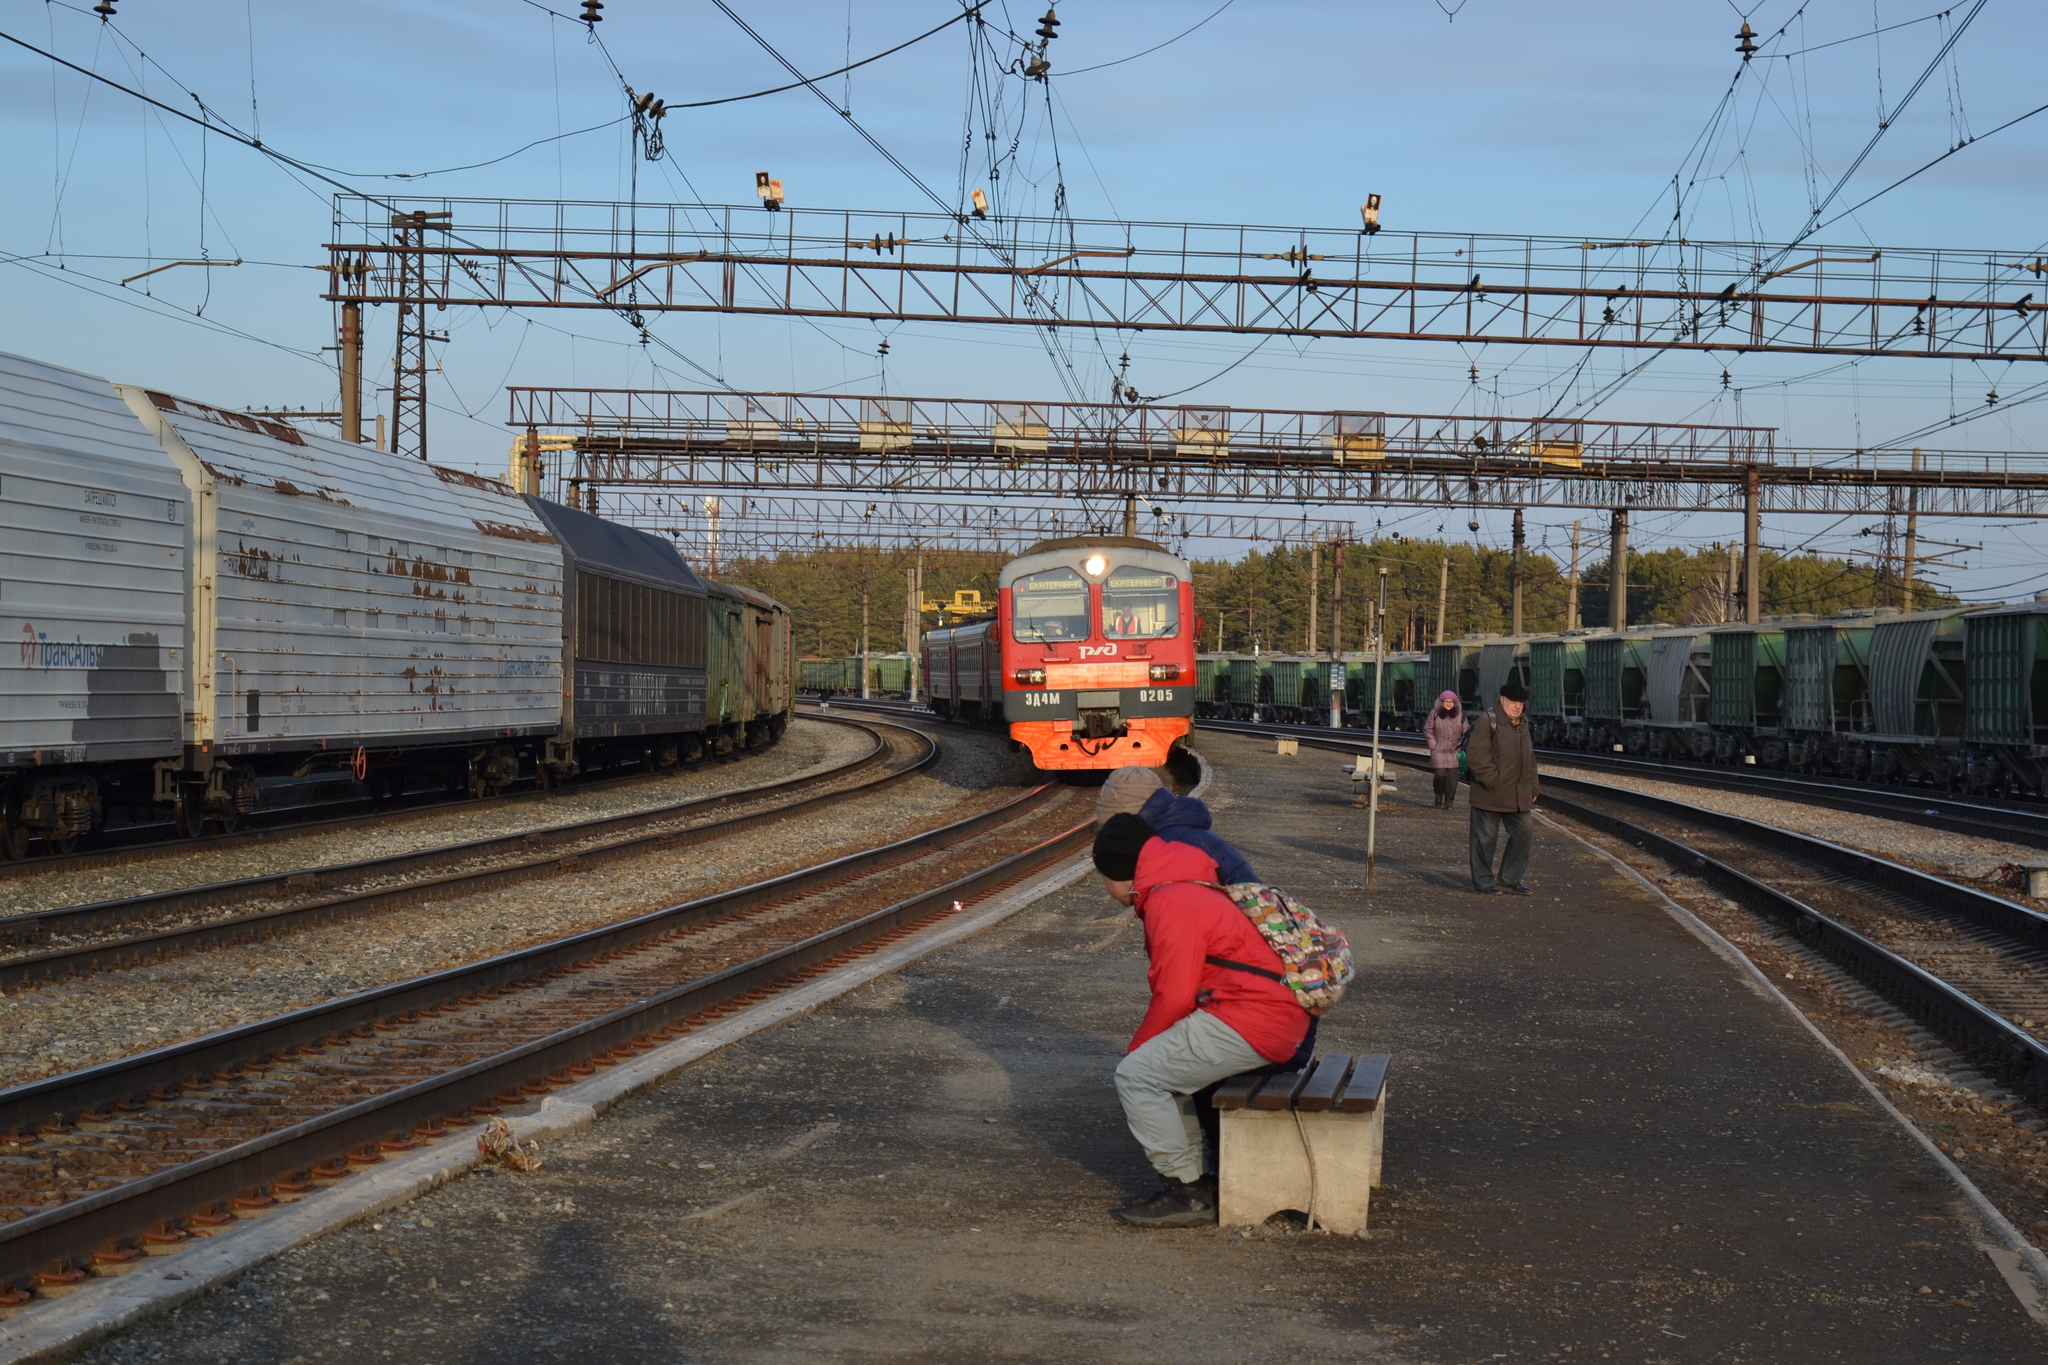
[1138, 688, 1176, 703]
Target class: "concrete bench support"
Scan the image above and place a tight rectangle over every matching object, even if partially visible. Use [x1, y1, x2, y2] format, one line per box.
[1212, 1053, 1388, 1235]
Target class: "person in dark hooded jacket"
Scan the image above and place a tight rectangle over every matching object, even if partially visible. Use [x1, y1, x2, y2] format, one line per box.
[1092, 813, 1311, 1228]
[1137, 787, 1259, 885]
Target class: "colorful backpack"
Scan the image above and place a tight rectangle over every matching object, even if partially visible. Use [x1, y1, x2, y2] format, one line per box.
[1164, 880, 1355, 1015]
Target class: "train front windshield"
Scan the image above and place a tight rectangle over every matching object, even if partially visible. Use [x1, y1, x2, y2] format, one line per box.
[1102, 566, 1180, 640]
[1012, 567, 1090, 642]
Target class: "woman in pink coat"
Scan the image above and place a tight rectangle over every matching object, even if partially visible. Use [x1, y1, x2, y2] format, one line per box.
[1423, 689, 1469, 809]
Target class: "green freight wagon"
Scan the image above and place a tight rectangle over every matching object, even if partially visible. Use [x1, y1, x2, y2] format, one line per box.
[1427, 636, 1493, 710]
[1475, 638, 1531, 708]
[1639, 626, 1714, 758]
[1866, 606, 1970, 768]
[1962, 598, 2048, 794]
[1528, 635, 1590, 744]
[1781, 610, 1895, 769]
[1708, 622, 1790, 755]
[1194, 653, 1232, 714]
[1583, 630, 1654, 748]
[1223, 655, 1261, 719]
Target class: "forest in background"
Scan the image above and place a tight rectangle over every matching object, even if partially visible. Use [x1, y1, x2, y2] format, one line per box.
[720, 536, 1955, 659]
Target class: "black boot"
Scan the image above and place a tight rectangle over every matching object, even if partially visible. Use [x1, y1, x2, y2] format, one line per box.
[1111, 1176, 1217, 1228]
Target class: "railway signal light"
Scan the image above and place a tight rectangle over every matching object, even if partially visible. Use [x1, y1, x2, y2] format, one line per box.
[1360, 194, 1381, 235]
[971, 188, 989, 219]
[756, 172, 784, 211]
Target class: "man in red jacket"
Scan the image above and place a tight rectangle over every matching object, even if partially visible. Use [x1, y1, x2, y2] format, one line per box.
[1093, 813, 1311, 1228]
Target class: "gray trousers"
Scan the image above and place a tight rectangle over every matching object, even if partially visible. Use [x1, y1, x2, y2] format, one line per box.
[1113, 1008, 1269, 1183]
[1469, 806, 1533, 890]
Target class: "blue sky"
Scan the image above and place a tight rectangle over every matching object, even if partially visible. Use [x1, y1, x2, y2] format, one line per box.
[5, 1, 2047, 596]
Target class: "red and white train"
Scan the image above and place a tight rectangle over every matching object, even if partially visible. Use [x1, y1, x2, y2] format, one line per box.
[922, 536, 1196, 771]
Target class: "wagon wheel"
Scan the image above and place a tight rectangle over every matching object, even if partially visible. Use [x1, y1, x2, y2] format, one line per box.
[48, 833, 79, 856]
[210, 809, 241, 837]
[173, 798, 204, 840]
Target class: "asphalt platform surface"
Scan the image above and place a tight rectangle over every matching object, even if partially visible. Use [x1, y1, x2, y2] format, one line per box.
[74, 729, 2044, 1364]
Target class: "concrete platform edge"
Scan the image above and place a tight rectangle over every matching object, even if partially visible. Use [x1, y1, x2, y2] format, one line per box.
[0, 833, 1118, 1365]
[1542, 811, 2048, 1326]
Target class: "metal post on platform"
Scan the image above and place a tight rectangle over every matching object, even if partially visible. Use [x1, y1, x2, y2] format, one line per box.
[1367, 567, 1388, 888]
[1903, 450, 1922, 610]
[1328, 543, 1344, 729]
[338, 301, 363, 444]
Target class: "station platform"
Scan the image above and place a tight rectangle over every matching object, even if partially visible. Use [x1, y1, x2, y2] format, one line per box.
[73, 730, 2045, 1364]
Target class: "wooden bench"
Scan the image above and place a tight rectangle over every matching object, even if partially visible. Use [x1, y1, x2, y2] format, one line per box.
[1211, 1053, 1388, 1234]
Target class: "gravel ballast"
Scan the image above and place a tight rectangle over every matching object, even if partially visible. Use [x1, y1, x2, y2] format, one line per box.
[0, 720, 873, 920]
[0, 725, 1039, 1090]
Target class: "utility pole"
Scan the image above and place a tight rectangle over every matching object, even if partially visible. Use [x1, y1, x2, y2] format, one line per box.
[1743, 465, 1762, 624]
[1307, 542, 1320, 654]
[910, 547, 925, 700]
[1510, 509, 1525, 637]
[1566, 521, 1581, 632]
[1902, 449, 1922, 610]
[338, 300, 363, 444]
[1724, 542, 1739, 622]
[1608, 508, 1629, 632]
[1435, 557, 1450, 645]
[1123, 494, 1137, 538]
[1328, 543, 1344, 728]
[389, 210, 449, 461]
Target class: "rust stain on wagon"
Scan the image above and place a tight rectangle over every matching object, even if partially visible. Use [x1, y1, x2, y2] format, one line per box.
[474, 520, 556, 544]
[147, 391, 308, 446]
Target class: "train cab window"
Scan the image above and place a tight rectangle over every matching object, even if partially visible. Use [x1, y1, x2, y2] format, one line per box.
[1011, 567, 1090, 643]
[1102, 566, 1181, 640]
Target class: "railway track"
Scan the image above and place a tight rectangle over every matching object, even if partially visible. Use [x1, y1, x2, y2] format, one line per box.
[0, 761, 1095, 1295]
[1196, 718, 2048, 850]
[1199, 718, 2048, 1099]
[0, 728, 806, 881]
[0, 717, 930, 992]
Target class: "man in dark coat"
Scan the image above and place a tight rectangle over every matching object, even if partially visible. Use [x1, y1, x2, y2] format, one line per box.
[1465, 676, 1540, 894]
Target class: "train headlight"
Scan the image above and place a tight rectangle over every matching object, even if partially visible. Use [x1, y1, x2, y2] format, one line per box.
[1148, 664, 1181, 682]
[1083, 554, 1107, 577]
[1014, 668, 1047, 686]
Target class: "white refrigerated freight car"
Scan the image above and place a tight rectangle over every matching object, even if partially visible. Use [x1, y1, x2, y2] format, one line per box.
[0, 353, 189, 855]
[0, 350, 566, 852]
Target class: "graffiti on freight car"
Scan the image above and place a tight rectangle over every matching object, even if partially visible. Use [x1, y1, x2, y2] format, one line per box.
[503, 658, 554, 676]
[18, 624, 108, 670]
[229, 542, 278, 579]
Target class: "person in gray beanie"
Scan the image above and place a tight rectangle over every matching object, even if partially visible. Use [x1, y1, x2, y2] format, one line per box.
[1465, 676, 1540, 894]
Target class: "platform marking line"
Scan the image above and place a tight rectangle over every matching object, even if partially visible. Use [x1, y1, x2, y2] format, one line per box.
[1543, 812, 2048, 1330]
[0, 745, 1213, 1365]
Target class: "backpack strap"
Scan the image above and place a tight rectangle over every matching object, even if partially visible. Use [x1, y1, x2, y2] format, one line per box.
[1205, 954, 1286, 983]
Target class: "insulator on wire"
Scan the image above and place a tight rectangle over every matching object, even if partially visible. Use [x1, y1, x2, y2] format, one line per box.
[581, 0, 603, 24]
[1735, 22, 1757, 59]
[92, 0, 115, 16]
[1035, 8, 1060, 41]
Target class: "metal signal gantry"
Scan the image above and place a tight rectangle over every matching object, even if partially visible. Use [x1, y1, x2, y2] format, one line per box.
[575, 491, 1355, 557]
[327, 198, 2048, 455]
[508, 386, 2048, 518]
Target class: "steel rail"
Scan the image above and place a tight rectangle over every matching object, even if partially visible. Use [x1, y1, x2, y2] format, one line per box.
[0, 721, 809, 880]
[1194, 717, 2048, 1093]
[1194, 718, 2048, 849]
[0, 779, 1091, 1287]
[0, 718, 925, 987]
